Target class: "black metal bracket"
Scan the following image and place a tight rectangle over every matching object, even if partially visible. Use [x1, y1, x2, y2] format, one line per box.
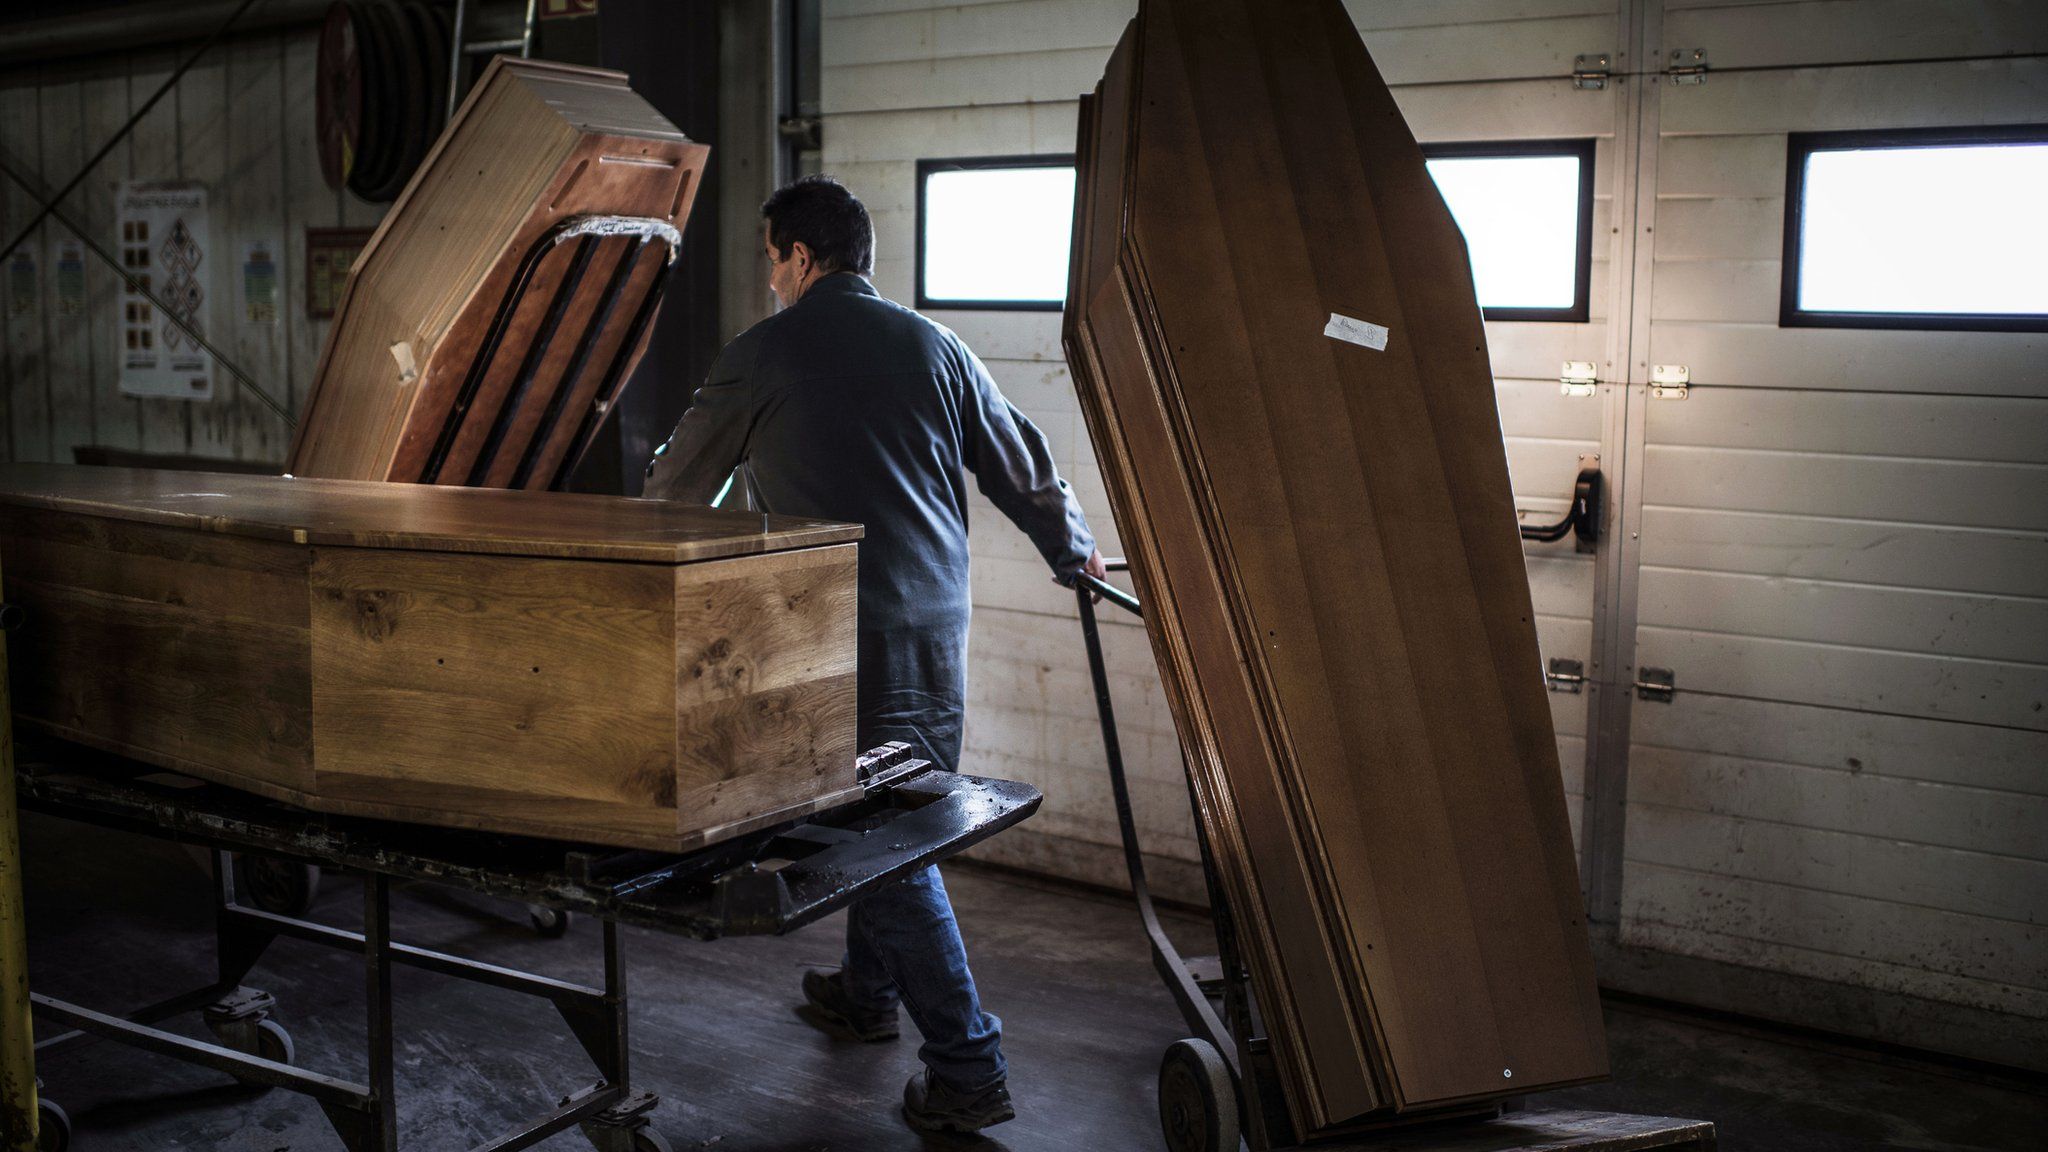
[1519, 463, 1603, 551]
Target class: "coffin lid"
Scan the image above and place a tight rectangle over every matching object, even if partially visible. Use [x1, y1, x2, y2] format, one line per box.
[0, 466, 859, 563]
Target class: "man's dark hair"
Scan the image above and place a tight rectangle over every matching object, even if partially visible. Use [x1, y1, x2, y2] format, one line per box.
[762, 175, 875, 276]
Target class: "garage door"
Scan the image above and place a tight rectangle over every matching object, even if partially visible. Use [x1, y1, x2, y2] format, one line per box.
[1610, 0, 2048, 1067]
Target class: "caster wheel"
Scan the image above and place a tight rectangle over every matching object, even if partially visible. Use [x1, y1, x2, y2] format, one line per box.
[1158, 1037, 1239, 1152]
[530, 904, 571, 938]
[631, 1129, 674, 1152]
[242, 855, 321, 917]
[224, 1018, 296, 1087]
[36, 1097, 71, 1152]
[254, 1017, 296, 1066]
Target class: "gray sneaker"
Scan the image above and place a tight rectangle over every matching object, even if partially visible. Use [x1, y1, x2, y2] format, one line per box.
[800, 969, 900, 1042]
[902, 1067, 1015, 1133]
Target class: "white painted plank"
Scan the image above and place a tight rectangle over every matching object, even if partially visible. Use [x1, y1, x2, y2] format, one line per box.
[1507, 436, 1605, 506]
[1634, 624, 2047, 731]
[1626, 742, 2046, 860]
[1648, 320, 2048, 397]
[1344, 0, 1616, 32]
[823, 47, 1111, 114]
[1629, 690, 2048, 795]
[1654, 197, 1782, 261]
[1650, 258, 1778, 324]
[1640, 508, 2047, 599]
[1495, 375, 1604, 440]
[1484, 321, 1617, 383]
[1619, 864, 2048, 1016]
[823, 0, 1129, 68]
[1665, 0, 2048, 71]
[1625, 803, 2048, 925]
[82, 67, 141, 452]
[1641, 443, 2048, 531]
[1646, 386, 2048, 462]
[1361, 14, 1618, 87]
[1659, 134, 1785, 199]
[825, 102, 1081, 163]
[1526, 553, 1595, 619]
[1658, 57, 2048, 137]
[828, 0, 1058, 19]
[1395, 77, 1617, 141]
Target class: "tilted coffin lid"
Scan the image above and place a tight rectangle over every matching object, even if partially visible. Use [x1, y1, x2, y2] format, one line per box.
[0, 466, 859, 563]
[288, 57, 711, 487]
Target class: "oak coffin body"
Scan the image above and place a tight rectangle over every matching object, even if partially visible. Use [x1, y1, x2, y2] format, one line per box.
[287, 57, 708, 488]
[0, 466, 861, 851]
[1062, 0, 1607, 1135]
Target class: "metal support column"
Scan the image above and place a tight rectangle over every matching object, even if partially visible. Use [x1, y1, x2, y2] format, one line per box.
[1, 571, 39, 1152]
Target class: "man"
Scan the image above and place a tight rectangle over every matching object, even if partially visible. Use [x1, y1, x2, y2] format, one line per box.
[644, 174, 1104, 1134]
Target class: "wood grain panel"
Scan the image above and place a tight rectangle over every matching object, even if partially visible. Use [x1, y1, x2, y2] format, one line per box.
[0, 510, 311, 791]
[0, 466, 863, 850]
[1063, 0, 1604, 1132]
[0, 463, 859, 562]
[309, 547, 679, 809]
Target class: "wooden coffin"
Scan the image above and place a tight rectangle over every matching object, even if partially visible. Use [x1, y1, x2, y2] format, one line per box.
[0, 465, 861, 851]
[288, 57, 708, 489]
[1063, 0, 1607, 1134]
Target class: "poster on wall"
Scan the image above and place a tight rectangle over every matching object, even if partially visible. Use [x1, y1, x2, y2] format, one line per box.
[116, 180, 214, 401]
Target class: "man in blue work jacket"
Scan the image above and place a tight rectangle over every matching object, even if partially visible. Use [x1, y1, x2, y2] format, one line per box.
[644, 174, 1104, 1134]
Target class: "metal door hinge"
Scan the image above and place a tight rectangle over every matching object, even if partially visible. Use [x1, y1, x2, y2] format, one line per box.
[1634, 668, 1676, 701]
[1546, 658, 1586, 694]
[778, 116, 823, 150]
[1560, 361, 1599, 397]
[1572, 54, 1612, 90]
[1664, 48, 1708, 85]
[1651, 364, 1689, 399]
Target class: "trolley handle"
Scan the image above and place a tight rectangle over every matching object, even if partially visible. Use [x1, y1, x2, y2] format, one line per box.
[1075, 561, 1142, 618]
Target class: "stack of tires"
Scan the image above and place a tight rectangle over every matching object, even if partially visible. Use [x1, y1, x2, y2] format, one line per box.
[317, 1, 455, 203]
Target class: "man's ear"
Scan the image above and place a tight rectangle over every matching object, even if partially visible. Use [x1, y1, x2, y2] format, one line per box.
[789, 240, 814, 271]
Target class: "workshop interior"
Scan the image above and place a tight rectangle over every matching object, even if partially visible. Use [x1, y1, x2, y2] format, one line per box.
[0, 1, 2042, 1150]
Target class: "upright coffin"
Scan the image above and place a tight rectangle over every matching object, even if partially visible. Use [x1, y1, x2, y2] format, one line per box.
[1063, 0, 1607, 1134]
[288, 56, 708, 488]
[0, 466, 860, 851]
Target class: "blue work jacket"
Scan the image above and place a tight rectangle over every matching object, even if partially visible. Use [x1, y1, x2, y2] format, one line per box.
[644, 272, 1096, 765]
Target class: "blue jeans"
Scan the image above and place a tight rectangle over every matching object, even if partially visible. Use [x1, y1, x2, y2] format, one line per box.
[839, 629, 1005, 1091]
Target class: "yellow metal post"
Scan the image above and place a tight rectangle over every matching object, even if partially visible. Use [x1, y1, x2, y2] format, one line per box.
[0, 562, 37, 1151]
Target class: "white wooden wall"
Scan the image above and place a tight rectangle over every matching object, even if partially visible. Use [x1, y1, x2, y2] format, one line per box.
[821, 0, 2048, 1067]
[0, 29, 385, 469]
[1611, 0, 2048, 1071]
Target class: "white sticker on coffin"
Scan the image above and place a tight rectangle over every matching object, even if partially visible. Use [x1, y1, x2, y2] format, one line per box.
[1324, 312, 1389, 351]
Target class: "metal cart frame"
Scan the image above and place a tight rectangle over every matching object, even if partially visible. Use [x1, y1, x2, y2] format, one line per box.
[16, 741, 1040, 1152]
[1072, 562, 1714, 1152]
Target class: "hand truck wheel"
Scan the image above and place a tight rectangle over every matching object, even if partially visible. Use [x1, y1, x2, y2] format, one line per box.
[529, 904, 571, 938]
[1158, 1037, 1239, 1152]
[240, 854, 321, 917]
[36, 1097, 71, 1152]
[629, 1129, 674, 1152]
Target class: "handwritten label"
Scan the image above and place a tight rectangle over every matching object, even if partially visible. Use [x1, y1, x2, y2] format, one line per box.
[1324, 311, 1388, 352]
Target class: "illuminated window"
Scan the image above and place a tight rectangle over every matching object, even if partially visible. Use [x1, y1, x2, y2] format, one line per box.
[1423, 140, 1594, 323]
[1783, 126, 2048, 331]
[916, 156, 1076, 310]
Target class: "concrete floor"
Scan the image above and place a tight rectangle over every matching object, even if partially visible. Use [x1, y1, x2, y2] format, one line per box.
[20, 814, 2047, 1151]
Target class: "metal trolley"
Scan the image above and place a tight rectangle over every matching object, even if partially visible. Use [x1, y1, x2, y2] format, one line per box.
[15, 740, 1039, 1152]
[1071, 563, 1714, 1152]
